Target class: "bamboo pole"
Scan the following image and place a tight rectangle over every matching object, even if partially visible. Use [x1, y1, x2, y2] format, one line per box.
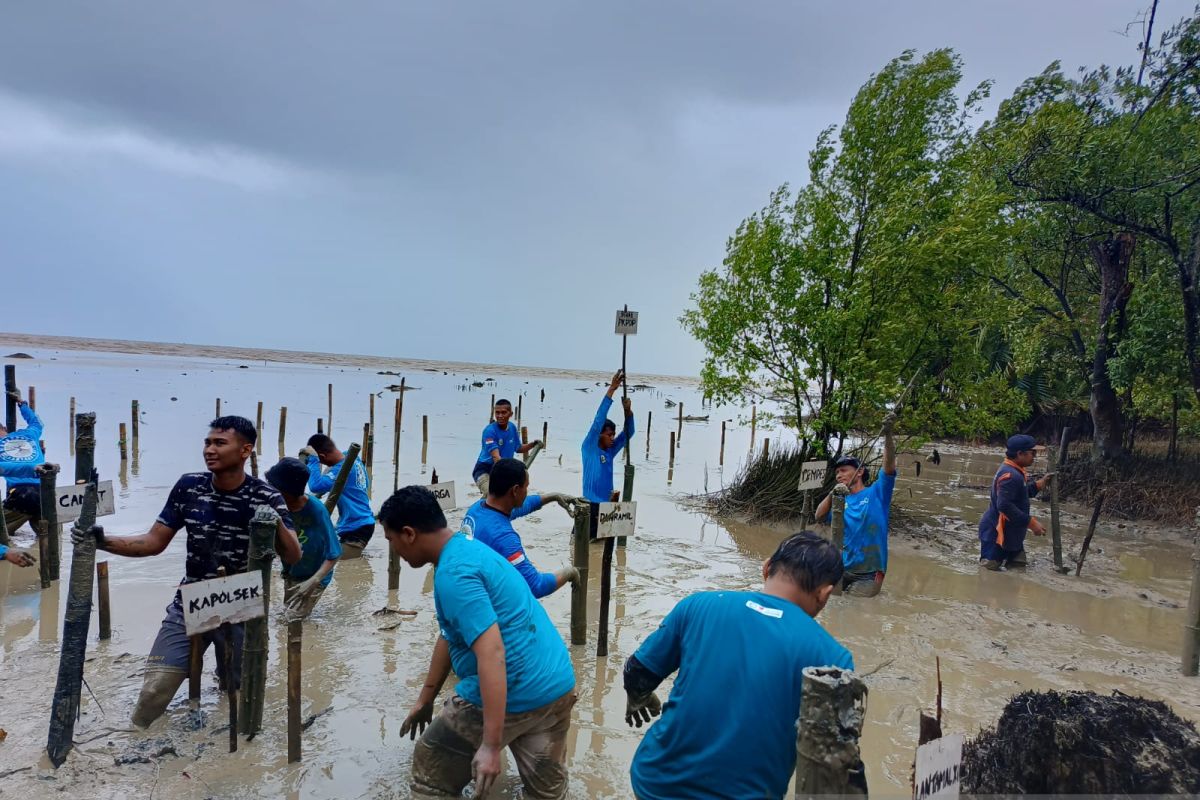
[323, 443, 361, 516]
[28, 385, 36, 410]
[517, 394, 523, 430]
[288, 619, 303, 763]
[597, 535, 615, 657]
[1183, 533, 1200, 676]
[618, 462, 635, 548]
[1050, 427, 1071, 572]
[645, 410, 651, 454]
[69, 397, 76, 455]
[668, 431, 676, 466]
[250, 449, 259, 478]
[45, 461, 100, 767]
[570, 504, 590, 646]
[216, 398, 221, 417]
[279, 406, 288, 458]
[215, 565, 237, 753]
[489, 393, 495, 422]
[830, 484, 848, 596]
[189, 635, 203, 710]
[131, 399, 139, 450]
[794, 667, 868, 796]
[1075, 492, 1106, 577]
[719, 420, 726, 466]
[4, 365, 15, 432]
[521, 426, 529, 448]
[39, 462, 61, 583]
[239, 506, 276, 737]
[37, 520, 51, 589]
[762, 438, 769, 458]
[255, 401, 263, 455]
[676, 402, 683, 445]
[750, 403, 757, 450]
[328, 383, 334, 433]
[543, 420, 548, 447]
[119, 422, 128, 461]
[317, 418, 323, 435]
[421, 415, 429, 465]
[97, 561, 111, 640]
[0, 483, 9, 547]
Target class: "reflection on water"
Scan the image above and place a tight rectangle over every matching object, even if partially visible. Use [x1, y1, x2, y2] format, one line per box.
[0, 343, 1195, 798]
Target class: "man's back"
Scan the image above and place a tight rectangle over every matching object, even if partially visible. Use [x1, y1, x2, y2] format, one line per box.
[631, 590, 853, 800]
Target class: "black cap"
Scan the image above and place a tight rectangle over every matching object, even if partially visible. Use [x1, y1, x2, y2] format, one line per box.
[266, 457, 310, 497]
[1006, 434, 1037, 457]
[834, 456, 861, 470]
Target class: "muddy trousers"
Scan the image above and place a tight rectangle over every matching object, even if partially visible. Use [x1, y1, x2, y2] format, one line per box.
[412, 692, 577, 799]
[132, 597, 244, 728]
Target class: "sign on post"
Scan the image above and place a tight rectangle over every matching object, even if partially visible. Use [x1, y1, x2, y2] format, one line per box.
[914, 733, 963, 800]
[614, 309, 639, 336]
[797, 461, 828, 492]
[424, 480, 458, 511]
[56, 480, 116, 522]
[594, 501, 637, 539]
[180, 571, 267, 636]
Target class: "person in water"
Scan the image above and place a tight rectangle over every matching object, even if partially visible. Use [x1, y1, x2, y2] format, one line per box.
[471, 398, 541, 496]
[977, 433, 1051, 570]
[582, 369, 634, 504]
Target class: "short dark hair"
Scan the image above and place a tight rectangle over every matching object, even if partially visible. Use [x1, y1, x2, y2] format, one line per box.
[495, 398, 512, 409]
[601, 420, 617, 434]
[767, 531, 843, 592]
[488, 458, 527, 497]
[307, 434, 335, 454]
[378, 486, 446, 533]
[210, 415, 257, 446]
[266, 457, 310, 497]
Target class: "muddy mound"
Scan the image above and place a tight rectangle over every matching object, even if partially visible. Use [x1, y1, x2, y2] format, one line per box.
[962, 690, 1200, 794]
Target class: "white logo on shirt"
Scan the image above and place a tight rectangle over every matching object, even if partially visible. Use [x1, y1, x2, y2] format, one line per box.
[745, 600, 783, 618]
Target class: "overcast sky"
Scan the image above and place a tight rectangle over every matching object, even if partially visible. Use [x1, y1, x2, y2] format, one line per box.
[0, 1, 1185, 375]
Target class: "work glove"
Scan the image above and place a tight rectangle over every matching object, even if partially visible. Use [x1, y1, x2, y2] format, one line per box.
[881, 411, 897, 435]
[71, 524, 105, 549]
[5, 388, 21, 403]
[625, 691, 662, 728]
[298, 445, 318, 460]
[555, 566, 581, 587]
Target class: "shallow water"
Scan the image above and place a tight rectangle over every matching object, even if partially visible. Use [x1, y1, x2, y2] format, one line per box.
[0, 340, 1196, 798]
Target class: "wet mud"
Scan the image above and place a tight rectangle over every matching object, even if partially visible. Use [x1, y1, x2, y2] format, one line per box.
[1, 340, 1197, 798]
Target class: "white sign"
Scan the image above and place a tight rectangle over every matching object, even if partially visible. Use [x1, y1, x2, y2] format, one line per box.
[914, 734, 963, 800]
[424, 480, 458, 511]
[594, 501, 637, 539]
[797, 461, 828, 492]
[55, 481, 116, 522]
[614, 309, 639, 336]
[180, 571, 266, 636]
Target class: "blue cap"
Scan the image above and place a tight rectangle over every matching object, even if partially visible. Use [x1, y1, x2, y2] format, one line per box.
[1006, 434, 1037, 456]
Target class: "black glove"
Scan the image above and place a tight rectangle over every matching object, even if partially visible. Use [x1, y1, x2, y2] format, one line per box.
[625, 691, 662, 728]
[71, 524, 106, 549]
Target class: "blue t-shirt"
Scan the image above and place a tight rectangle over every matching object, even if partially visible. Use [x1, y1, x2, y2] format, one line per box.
[458, 495, 556, 598]
[433, 533, 575, 713]
[305, 455, 375, 535]
[282, 496, 342, 586]
[839, 471, 895, 574]
[475, 421, 522, 465]
[581, 395, 635, 503]
[0, 403, 44, 488]
[631, 591, 854, 800]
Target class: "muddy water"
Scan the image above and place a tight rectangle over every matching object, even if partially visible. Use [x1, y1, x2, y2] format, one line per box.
[0, 342, 1196, 798]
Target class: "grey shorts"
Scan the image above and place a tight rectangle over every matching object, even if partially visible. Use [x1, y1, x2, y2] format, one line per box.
[146, 596, 244, 690]
[412, 692, 576, 799]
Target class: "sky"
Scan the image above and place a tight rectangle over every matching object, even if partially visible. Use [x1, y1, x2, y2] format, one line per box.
[0, 1, 1187, 376]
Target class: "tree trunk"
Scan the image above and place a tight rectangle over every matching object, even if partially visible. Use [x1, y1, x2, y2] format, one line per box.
[1179, 231, 1200, 411]
[1088, 233, 1135, 461]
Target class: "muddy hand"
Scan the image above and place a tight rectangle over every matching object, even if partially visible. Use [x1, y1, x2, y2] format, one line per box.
[3, 549, 36, 567]
[881, 410, 897, 434]
[1029, 518, 1047, 536]
[6, 388, 21, 403]
[608, 369, 624, 394]
[400, 700, 434, 740]
[285, 577, 320, 613]
[555, 566, 581, 588]
[625, 691, 662, 728]
[471, 743, 502, 798]
[298, 445, 318, 460]
[622, 396, 633, 416]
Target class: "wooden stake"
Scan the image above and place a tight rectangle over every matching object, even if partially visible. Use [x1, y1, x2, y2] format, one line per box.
[517, 394, 523, 430]
[570, 505, 590, 646]
[719, 420, 726, 466]
[676, 402, 683, 445]
[189, 635, 203, 709]
[216, 398, 221, 417]
[317, 418, 324, 435]
[324, 443, 361, 515]
[119, 422, 128, 461]
[597, 536, 615, 657]
[421, 415, 429, 465]
[255, 401, 263, 455]
[618, 461, 635, 547]
[131, 399, 139, 450]
[521, 426, 529, 448]
[750, 403, 757, 450]
[542, 420, 548, 448]
[762, 438, 769, 458]
[4, 365, 16, 432]
[794, 667, 868, 794]
[278, 406, 288, 459]
[645, 410, 651, 453]
[37, 520, 51, 589]
[1075, 492, 1106, 577]
[28, 385, 36, 410]
[69, 397, 76, 456]
[97, 561, 111, 640]
[328, 383, 333, 433]
[1183, 533, 1200, 676]
[489, 393, 495, 423]
[39, 462, 61, 582]
[288, 620, 302, 763]
[240, 507, 276, 737]
[830, 484, 848, 595]
[250, 449, 259, 478]
[668, 431, 676, 467]
[1050, 427, 1071, 571]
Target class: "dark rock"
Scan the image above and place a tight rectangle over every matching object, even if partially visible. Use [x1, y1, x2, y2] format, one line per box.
[4, 352, 33, 359]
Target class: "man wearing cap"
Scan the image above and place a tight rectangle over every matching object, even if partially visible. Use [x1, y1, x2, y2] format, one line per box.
[815, 413, 897, 597]
[977, 434, 1051, 570]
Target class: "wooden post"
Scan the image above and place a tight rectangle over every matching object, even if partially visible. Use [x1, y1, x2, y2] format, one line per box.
[0, 485, 9, 548]
[676, 402, 683, 445]
[421, 415, 429, 465]
[517, 394, 523, 430]
[216, 398, 221, 417]
[388, 542, 402, 592]
[131, 399, 139, 450]
[392, 392, 403, 493]
[221, 627, 237, 750]
[240, 506, 276, 737]
[1075, 492, 1106, 577]
[288, 620, 303, 763]
[542, 420, 548, 447]
[324, 443, 361, 515]
[570, 504, 590, 646]
[597, 536, 615, 657]
[119, 422, 128, 461]
[28, 385, 36, 410]
[255, 401, 263, 455]
[279, 406, 288, 458]
[69, 397, 76, 456]
[521, 426, 529, 448]
[750, 403, 757, 450]
[363, 422, 372, 486]
[668, 431, 676, 467]
[97, 561, 111, 640]
[762, 438, 770, 458]
[1050, 427, 1071, 572]
[328, 383, 334, 433]
[4, 365, 16, 432]
[719, 420, 726, 466]
[250, 449, 259, 478]
[1183, 532, 1200, 676]
[830, 484, 848, 596]
[39, 462, 61, 583]
[645, 410, 651, 454]
[189, 635, 203, 709]
[37, 520, 51, 589]
[317, 418, 324, 435]
[45, 464, 100, 768]
[489, 393, 495, 422]
[618, 461, 635, 548]
[794, 667, 868, 796]
[75, 413, 95, 484]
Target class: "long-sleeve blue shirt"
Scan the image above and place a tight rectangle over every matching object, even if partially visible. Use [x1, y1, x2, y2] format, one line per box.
[581, 395, 634, 503]
[0, 403, 44, 488]
[978, 459, 1040, 554]
[305, 455, 375, 535]
[458, 495, 557, 598]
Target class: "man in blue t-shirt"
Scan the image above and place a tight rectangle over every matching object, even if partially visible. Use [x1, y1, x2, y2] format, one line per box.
[381, 486, 577, 799]
[815, 412, 897, 597]
[301, 434, 375, 558]
[1, 387, 46, 536]
[471, 398, 542, 496]
[582, 370, 635, 503]
[459, 458, 578, 598]
[265, 457, 342, 620]
[624, 531, 857, 800]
